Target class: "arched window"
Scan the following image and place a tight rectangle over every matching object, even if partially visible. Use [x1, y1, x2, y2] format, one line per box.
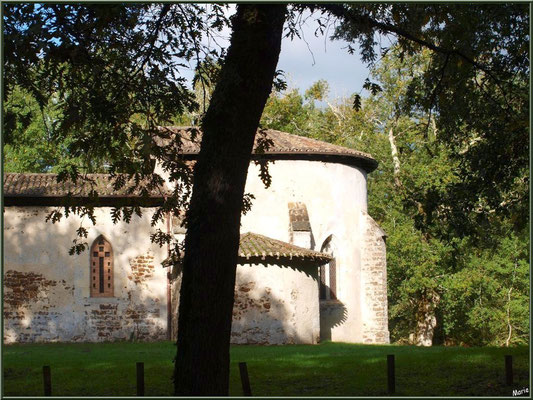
[319, 237, 337, 300]
[90, 235, 114, 297]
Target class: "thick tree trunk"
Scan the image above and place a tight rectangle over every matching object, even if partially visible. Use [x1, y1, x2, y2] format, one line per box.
[173, 5, 286, 396]
[410, 291, 440, 346]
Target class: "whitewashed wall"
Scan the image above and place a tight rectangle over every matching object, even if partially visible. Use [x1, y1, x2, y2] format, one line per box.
[4, 157, 389, 345]
[239, 160, 388, 344]
[231, 261, 319, 344]
[3, 206, 168, 343]
[169, 250, 320, 344]
[168, 159, 389, 344]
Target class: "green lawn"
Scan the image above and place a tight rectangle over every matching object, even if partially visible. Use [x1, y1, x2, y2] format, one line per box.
[2, 341, 529, 396]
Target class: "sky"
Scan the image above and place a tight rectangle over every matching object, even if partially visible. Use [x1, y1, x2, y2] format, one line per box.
[181, 6, 384, 102]
[277, 19, 371, 100]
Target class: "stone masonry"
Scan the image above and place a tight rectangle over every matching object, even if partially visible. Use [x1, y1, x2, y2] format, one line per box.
[360, 210, 390, 344]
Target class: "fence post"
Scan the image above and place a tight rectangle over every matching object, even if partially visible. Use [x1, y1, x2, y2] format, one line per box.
[505, 355, 513, 386]
[43, 365, 51, 396]
[136, 362, 145, 396]
[387, 354, 395, 394]
[239, 362, 252, 396]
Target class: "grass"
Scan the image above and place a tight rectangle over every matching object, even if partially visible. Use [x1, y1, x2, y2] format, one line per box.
[2, 341, 529, 396]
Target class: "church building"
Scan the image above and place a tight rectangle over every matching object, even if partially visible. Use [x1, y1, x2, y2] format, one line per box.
[3, 127, 389, 345]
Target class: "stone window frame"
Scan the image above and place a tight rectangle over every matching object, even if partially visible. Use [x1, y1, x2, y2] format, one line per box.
[319, 235, 338, 301]
[90, 235, 114, 298]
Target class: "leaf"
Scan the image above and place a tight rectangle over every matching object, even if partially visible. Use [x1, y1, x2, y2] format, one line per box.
[362, 78, 382, 95]
[76, 226, 88, 238]
[353, 94, 362, 111]
[273, 70, 287, 92]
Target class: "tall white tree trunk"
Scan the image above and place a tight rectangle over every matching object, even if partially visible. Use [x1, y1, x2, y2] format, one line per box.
[388, 125, 402, 188]
[410, 291, 440, 346]
[505, 262, 517, 347]
[505, 287, 513, 347]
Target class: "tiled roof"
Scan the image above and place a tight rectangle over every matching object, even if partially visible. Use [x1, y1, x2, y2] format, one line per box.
[157, 126, 378, 172]
[163, 232, 331, 268]
[4, 126, 376, 198]
[3, 173, 170, 198]
[238, 232, 331, 263]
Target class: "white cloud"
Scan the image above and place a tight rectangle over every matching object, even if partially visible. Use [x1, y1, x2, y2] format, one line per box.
[278, 32, 370, 99]
[179, 5, 372, 101]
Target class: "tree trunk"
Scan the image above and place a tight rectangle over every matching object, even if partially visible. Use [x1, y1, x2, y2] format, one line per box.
[505, 261, 517, 347]
[430, 113, 438, 141]
[410, 291, 440, 346]
[387, 125, 402, 188]
[173, 5, 286, 396]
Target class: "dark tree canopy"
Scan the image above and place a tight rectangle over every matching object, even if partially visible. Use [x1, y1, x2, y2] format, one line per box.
[4, 3, 226, 183]
[320, 3, 529, 236]
[3, 2, 528, 395]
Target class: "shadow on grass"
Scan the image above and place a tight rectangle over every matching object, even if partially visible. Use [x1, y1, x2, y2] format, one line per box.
[3, 341, 530, 397]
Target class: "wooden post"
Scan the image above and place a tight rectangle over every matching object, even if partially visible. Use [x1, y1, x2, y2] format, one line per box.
[239, 362, 252, 396]
[136, 362, 145, 396]
[505, 355, 513, 385]
[387, 354, 395, 394]
[43, 365, 51, 396]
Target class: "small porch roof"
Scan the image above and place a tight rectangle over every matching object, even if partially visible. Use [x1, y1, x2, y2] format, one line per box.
[163, 232, 332, 268]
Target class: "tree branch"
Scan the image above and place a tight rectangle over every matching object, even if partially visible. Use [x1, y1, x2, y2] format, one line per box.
[321, 4, 503, 85]
[132, 4, 171, 78]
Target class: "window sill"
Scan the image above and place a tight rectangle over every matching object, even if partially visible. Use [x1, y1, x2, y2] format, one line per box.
[86, 296, 119, 303]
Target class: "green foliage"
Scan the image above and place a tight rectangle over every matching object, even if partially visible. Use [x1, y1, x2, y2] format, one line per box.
[261, 81, 372, 148]
[4, 86, 117, 173]
[304, 79, 329, 102]
[261, 43, 528, 346]
[3, 3, 226, 171]
[442, 227, 530, 346]
[260, 88, 312, 135]
[327, 3, 529, 235]
[359, 44, 528, 347]
[4, 86, 63, 172]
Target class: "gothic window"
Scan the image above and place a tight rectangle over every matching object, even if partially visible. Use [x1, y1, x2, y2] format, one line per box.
[319, 237, 337, 300]
[90, 235, 114, 297]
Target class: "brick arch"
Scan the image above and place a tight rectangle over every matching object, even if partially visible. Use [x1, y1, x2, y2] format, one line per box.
[90, 235, 114, 297]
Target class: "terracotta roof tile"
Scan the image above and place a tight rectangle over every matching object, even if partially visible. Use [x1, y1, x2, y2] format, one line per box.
[238, 232, 331, 263]
[157, 126, 378, 172]
[4, 127, 376, 198]
[163, 232, 331, 268]
[3, 173, 169, 198]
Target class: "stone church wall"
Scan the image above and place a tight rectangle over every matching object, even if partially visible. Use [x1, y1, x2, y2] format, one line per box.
[3, 206, 168, 343]
[240, 160, 389, 344]
[360, 210, 389, 344]
[231, 261, 319, 344]
[4, 156, 389, 345]
[170, 260, 320, 345]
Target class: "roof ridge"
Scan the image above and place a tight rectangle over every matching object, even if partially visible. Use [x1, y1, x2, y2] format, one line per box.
[4, 173, 170, 200]
[159, 126, 378, 172]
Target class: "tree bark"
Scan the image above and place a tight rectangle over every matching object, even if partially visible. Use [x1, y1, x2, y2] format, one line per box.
[173, 5, 286, 396]
[387, 125, 402, 188]
[505, 261, 517, 347]
[410, 291, 440, 346]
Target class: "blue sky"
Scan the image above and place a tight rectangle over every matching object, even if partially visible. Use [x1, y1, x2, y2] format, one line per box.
[277, 21, 371, 99]
[181, 6, 384, 101]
